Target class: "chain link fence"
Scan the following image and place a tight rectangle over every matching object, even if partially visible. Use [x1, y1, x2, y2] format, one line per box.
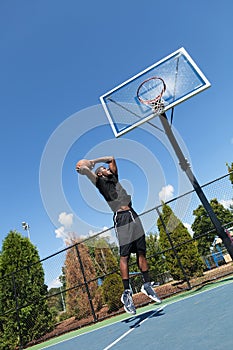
[1, 172, 233, 349]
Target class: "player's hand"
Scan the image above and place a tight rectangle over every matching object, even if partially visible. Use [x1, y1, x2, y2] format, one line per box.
[76, 159, 93, 174]
[89, 160, 95, 169]
[76, 164, 91, 175]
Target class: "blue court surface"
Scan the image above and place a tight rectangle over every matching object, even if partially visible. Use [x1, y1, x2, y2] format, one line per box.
[32, 278, 233, 350]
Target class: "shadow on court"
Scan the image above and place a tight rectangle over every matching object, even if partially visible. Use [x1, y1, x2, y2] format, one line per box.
[122, 308, 165, 329]
[38, 280, 233, 350]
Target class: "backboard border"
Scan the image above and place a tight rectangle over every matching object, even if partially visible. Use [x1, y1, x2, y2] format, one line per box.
[99, 47, 211, 138]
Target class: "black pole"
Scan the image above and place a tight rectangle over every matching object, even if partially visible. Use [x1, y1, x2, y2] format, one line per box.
[155, 207, 191, 289]
[74, 243, 97, 322]
[159, 113, 233, 258]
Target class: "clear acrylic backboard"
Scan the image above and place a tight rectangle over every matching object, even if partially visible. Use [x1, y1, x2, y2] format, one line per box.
[100, 47, 211, 137]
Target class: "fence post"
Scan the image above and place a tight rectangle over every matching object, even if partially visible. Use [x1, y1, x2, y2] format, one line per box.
[74, 243, 97, 322]
[155, 207, 191, 290]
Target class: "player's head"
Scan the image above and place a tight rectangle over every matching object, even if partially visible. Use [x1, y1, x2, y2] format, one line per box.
[95, 166, 111, 177]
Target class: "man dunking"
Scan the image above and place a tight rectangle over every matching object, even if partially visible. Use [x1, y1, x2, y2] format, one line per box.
[76, 156, 161, 314]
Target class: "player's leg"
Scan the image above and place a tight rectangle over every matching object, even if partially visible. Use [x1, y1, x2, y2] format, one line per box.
[137, 249, 162, 304]
[128, 209, 161, 304]
[120, 255, 130, 287]
[137, 250, 149, 274]
[115, 211, 136, 315]
[119, 254, 136, 315]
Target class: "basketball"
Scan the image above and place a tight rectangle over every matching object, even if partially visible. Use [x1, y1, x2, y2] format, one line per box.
[76, 159, 93, 173]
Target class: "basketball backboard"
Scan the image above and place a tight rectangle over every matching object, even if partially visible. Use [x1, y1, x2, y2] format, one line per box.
[100, 47, 211, 137]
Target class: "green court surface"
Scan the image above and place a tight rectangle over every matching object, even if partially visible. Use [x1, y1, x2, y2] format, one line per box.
[27, 276, 233, 350]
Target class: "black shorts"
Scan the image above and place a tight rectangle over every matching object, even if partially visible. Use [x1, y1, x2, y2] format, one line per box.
[113, 208, 146, 257]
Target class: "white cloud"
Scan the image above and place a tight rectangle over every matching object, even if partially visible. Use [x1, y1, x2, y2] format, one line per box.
[55, 212, 76, 245]
[89, 226, 110, 238]
[55, 225, 66, 239]
[219, 199, 233, 209]
[184, 222, 194, 236]
[48, 276, 62, 290]
[58, 212, 73, 228]
[55, 213, 115, 247]
[159, 184, 174, 202]
[79, 226, 112, 241]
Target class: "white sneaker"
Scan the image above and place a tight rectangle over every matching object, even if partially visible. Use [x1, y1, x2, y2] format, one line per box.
[141, 282, 162, 303]
[121, 289, 136, 315]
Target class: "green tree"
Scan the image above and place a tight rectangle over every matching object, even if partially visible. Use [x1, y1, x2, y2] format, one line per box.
[226, 162, 233, 212]
[94, 238, 122, 311]
[157, 204, 203, 281]
[94, 238, 118, 274]
[145, 233, 167, 282]
[87, 236, 119, 272]
[226, 162, 233, 185]
[102, 273, 122, 312]
[0, 231, 53, 349]
[47, 287, 65, 320]
[192, 198, 233, 256]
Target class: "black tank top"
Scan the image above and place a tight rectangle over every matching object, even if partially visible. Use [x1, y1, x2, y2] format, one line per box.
[96, 172, 131, 212]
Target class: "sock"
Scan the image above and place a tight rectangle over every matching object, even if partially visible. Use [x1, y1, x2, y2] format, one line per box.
[142, 270, 150, 283]
[122, 279, 130, 290]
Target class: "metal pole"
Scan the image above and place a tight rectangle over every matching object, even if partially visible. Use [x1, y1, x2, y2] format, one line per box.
[22, 222, 31, 241]
[159, 113, 233, 258]
[60, 286, 66, 312]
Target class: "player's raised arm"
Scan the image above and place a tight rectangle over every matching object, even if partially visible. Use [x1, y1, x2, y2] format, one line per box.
[107, 157, 117, 175]
[89, 156, 118, 175]
[76, 156, 117, 183]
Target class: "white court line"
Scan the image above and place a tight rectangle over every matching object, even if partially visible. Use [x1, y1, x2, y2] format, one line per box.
[102, 306, 166, 350]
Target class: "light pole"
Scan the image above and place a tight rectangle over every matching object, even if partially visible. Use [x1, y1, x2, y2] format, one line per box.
[55, 277, 66, 312]
[22, 222, 31, 240]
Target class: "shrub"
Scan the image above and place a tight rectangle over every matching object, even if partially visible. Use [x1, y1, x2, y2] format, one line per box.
[102, 274, 123, 312]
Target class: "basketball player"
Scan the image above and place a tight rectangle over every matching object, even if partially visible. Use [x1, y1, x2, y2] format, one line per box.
[76, 156, 161, 314]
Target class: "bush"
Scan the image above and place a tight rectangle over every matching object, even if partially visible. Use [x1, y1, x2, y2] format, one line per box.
[93, 286, 104, 311]
[102, 274, 123, 312]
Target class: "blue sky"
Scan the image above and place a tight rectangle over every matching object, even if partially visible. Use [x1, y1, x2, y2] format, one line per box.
[1, 0, 233, 270]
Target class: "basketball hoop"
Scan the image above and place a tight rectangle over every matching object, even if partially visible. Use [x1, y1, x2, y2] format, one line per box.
[137, 77, 166, 115]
